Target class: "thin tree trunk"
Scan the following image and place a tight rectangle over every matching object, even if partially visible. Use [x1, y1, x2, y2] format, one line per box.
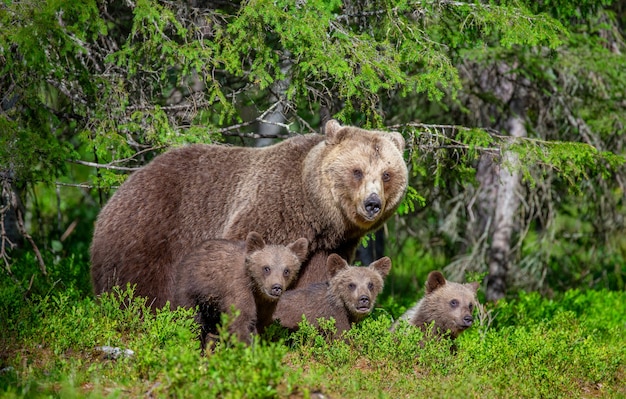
[1, 175, 23, 250]
[1, 175, 24, 282]
[486, 116, 526, 301]
[460, 59, 528, 300]
[256, 54, 292, 147]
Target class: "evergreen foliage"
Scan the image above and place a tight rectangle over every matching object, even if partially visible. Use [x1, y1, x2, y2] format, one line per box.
[0, 0, 625, 307]
[1, 1, 625, 395]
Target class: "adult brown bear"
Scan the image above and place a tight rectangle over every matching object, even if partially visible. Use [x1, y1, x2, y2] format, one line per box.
[90, 120, 408, 308]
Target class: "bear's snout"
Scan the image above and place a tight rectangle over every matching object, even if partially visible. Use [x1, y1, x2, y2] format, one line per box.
[357, 295, 371, 310]
[270, 284, 283, 297]
[462, 315, 473, 327]
[364, 194, 382, 217]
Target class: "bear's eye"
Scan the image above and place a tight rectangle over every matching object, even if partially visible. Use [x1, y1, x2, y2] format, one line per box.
[263, 266, 271, 274]
[469, 303, 474, 311]
[283, 269, 290, 277]
[353, 169, 363, 180]
[382, 171, 391, 182]
[348, 283, 356, 290]
[450, 299, 459, 308]
[367, 282, 374, 290]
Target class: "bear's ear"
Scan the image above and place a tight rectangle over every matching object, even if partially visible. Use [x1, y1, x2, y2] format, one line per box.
[369, 256, 392, 278]
[326, 253, 349, 277]
[287, 237, 309, 263]
[386, 131, 406, 152]
[245, 231, 266, 254]
[324, 119, 348, 145]
[466, 281, 480, 293]
[425, 271, 447, 294]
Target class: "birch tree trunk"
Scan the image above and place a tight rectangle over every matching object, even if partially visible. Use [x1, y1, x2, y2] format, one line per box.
[256, 54, 292, 147]
[1, 179, 21, 248]
[1, 175, 24, 276]
[486, 116, 526, 301]
[458, 59, 529, 300]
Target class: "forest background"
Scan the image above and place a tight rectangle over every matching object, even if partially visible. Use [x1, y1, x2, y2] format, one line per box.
[1, 0, 625, 397]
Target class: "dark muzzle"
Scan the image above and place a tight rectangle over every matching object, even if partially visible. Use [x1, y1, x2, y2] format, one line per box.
[358, 295, 371, 309]
[271, 284, 283, 297]
[364, 194, 382, 217]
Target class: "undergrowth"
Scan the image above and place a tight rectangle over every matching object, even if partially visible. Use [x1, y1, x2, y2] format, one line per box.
[1, 261, 625, 398]
[1, 172, 623, 398]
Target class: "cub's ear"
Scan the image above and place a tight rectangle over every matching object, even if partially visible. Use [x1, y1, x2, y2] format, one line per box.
[326, 253, 349, 278]
[425, 271, 447, 294]
[369, 256, 392, 279]
[324, 119, 348, 145]
[287, 237, 309, 263]
[245, 231, 265, 254]
[386, 131, 406, 152]
[466, 281, 480, 293]
[324, 119, 342, 135]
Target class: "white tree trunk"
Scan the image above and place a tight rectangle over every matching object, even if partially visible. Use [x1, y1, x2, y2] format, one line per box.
[1, 176, 23, 251]
[486, 116, 526, 301]
[256, 55, 292, 147]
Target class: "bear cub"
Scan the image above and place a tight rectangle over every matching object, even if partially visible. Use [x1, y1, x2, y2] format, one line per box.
[273, 253, 392, 337]
[394, 270, 479, 341]
[172, 231, 308, 348]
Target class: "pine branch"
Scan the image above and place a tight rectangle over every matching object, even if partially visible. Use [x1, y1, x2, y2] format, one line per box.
[68, 160, 140, 171]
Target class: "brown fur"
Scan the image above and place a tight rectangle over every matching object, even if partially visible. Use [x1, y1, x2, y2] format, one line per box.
[171, 232, 308, 346]
[273, 254, 392, 336]
[90, 119, 408, 308]
[394, 271, 479, 340]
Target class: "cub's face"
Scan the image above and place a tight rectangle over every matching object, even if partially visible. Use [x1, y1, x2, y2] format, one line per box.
[434, 286, 477, 337]
[327, 255, 392, 321]
[245, 233, 308, 302]
[322, 121, 408, 230]
[423, 271, 479, 339]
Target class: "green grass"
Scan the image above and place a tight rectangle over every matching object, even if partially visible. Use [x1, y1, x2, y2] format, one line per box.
[1, 260, 625, 398]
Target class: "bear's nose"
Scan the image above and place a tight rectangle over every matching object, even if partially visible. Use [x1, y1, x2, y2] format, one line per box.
[358, 295, 370, 307]
[364, 194, 382, 217]
[271, 284, 283, 297]
[463, 315, 473, 327]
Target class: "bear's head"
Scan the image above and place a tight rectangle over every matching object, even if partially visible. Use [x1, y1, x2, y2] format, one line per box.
[420, 271, 479, 339]
[319, 119, 408, 231]
[245, 231, 309, 301]
[326, 253, 392, 321]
